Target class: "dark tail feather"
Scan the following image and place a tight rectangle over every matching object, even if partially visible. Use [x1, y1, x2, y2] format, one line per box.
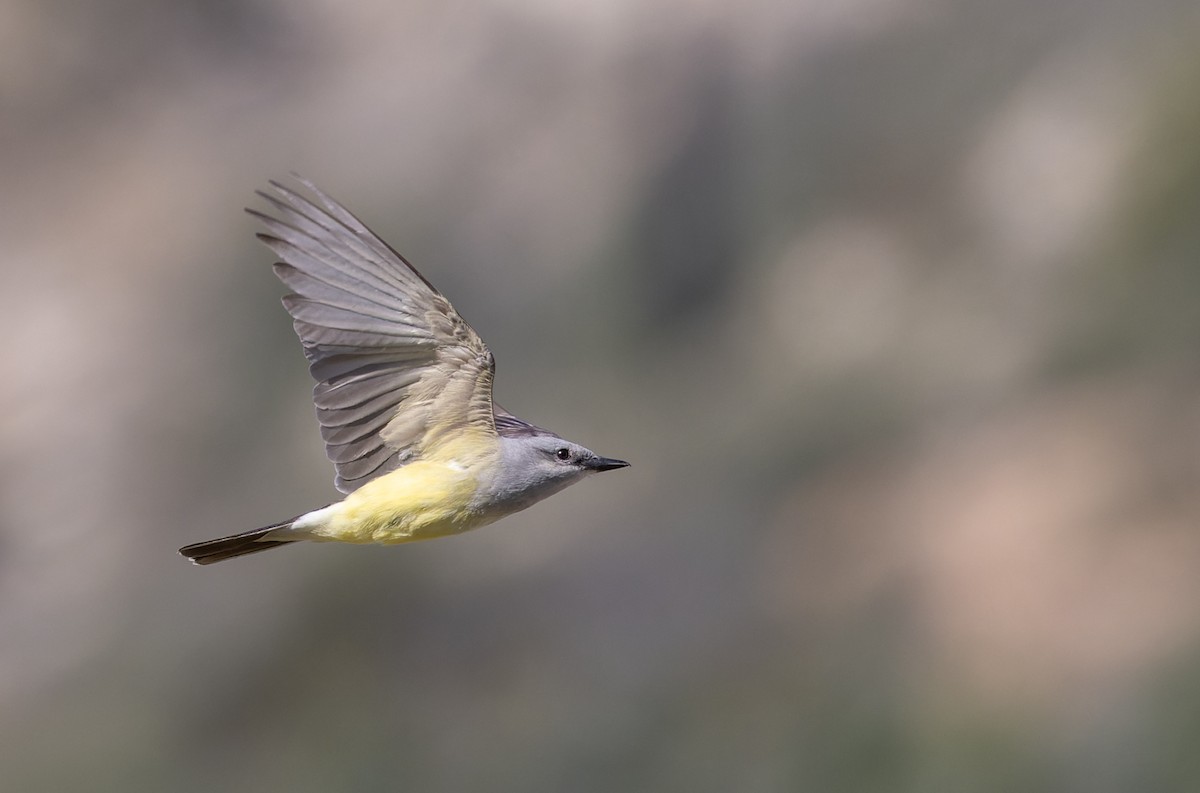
[179, 517, 302, 565]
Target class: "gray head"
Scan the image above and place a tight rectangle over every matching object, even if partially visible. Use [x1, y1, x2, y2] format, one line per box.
[484, 431, 629, 514]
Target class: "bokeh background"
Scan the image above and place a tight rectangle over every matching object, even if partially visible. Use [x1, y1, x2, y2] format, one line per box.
[4, 0, 1200, 790]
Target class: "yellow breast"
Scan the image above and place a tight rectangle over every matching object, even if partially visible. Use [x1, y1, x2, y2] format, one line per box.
[316, 433, 500, 545]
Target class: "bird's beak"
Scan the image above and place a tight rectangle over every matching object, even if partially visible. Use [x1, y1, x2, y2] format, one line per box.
[588, 456, 630, 472]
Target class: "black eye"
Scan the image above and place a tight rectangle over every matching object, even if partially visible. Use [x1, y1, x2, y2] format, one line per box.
[555, 448, 571, 461]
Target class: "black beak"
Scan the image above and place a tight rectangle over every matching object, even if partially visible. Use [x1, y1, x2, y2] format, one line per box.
[589, 456, 630, 472]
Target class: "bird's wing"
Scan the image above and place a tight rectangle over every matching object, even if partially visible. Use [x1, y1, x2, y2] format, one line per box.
[492, 403, 554, 438]
[249, 177, 497, 494]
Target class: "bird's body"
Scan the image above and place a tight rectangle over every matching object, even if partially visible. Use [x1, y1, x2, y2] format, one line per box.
[302, 436, 497, 544]
[180, 178, 627, 565]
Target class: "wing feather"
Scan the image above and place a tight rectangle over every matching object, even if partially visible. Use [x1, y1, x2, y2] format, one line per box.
[492, 403, 554, 437]
[255, 187, 412, 292]
[318, 405, 398, 447]
[333, 445, 398, 488]
[312, 369, 422, 410]
[251, 178, 498, 493]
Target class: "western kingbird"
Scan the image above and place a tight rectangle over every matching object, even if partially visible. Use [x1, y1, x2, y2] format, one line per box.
[180, 178, 628, 565]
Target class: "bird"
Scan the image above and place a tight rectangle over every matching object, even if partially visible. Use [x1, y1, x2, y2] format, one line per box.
[179, 177, 628, 565]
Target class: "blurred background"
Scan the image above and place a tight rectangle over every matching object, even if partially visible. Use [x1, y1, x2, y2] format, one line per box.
[3, 0, 1200, 790]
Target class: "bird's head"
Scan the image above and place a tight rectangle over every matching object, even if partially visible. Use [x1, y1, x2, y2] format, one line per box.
[489, 432, 629, 509]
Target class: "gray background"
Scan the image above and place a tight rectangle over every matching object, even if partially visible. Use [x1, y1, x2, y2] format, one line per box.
[4, 0, 1200, 790]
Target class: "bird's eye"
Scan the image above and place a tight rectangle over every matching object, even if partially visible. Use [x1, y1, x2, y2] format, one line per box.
[555, 448, 571, 461]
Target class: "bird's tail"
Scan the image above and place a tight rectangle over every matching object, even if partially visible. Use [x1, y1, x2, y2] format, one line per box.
[179, 516, 304, 565]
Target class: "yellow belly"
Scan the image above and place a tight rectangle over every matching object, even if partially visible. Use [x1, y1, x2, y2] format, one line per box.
[312, 459, 484, 544]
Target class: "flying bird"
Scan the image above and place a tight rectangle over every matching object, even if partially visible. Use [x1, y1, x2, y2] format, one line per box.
[180, 178, 628, 564]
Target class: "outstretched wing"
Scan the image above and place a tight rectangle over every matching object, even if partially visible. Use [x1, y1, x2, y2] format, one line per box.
[249, 177, 497, 493]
